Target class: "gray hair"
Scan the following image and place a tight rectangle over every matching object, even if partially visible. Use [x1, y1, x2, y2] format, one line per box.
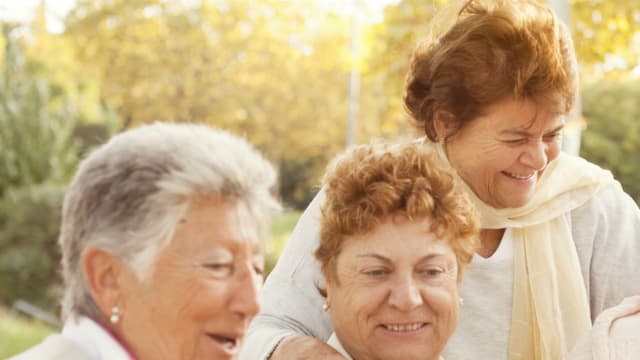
[59, 122, 279, 321]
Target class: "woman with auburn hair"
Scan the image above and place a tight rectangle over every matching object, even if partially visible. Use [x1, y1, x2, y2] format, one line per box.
[241, 0, 640, 359]
[315, 143, 479, 360]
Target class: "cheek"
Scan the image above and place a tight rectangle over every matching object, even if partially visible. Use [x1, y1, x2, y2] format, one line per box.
[331, 284, 384, 326]
[184, 280, 227, 319]
[161, 277, 227, 325]
[426, 282, 459, 318]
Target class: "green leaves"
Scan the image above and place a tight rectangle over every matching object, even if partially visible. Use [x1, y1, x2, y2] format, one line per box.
[581, 81, 640, 204]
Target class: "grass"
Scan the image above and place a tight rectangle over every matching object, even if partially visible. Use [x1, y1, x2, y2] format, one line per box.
[0, 210, 302, 358]
[0, 306, 56, 358]
[265, 210, 301, 276]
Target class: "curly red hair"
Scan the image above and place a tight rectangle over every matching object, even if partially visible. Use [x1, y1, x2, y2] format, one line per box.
[315, 143, 479, 284]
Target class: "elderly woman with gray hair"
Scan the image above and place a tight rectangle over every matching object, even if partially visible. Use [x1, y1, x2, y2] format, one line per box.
[12, 122, 280, 360]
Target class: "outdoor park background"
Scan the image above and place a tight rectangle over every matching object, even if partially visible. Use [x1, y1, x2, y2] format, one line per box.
[0, 0, 639, 357]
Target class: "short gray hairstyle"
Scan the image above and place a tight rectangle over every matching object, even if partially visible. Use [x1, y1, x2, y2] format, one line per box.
[59, 122, 279, 321]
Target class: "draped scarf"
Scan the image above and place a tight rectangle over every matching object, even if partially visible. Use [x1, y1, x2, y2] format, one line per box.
[431, 141, 620, 359]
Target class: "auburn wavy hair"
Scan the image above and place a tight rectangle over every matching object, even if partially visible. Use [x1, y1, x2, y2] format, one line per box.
[315, 143, 479, 284]
[404, 0, 578, 141]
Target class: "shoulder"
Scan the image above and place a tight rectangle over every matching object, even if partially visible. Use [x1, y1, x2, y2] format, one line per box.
[570, 181, 639, 234]
[9, 334, 90, 360]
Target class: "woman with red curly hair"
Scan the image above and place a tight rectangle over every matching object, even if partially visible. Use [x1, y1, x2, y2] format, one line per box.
[316, 143, 478, 360]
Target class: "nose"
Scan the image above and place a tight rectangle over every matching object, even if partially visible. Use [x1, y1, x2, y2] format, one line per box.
[388, 276, 424, 311]
[229, 265, 261, 320]
[520, 139, 548, 171]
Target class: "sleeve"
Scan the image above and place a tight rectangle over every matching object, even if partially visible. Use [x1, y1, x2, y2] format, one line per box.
[570, 184, 640, 321]
[240, 190, 333, 359]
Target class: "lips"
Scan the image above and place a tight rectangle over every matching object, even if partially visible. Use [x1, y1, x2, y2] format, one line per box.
[381, 322, 428, 332]
[206, 333, 241, 354]
[503, 171, 535, 180]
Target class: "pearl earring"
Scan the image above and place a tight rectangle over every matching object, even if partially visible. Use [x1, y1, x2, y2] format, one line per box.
[459, 297, 464, 307]
[110, 306, 120, 324]
[322, 301, 330, 312]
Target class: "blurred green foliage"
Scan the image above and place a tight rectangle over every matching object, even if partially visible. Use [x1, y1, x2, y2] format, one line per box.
[0, 24, 78, 311]
[0, 186, 66, 311]
[581, 81, 640, 204]
[0, 306, 55, 359]
[265, 210, 301, 277]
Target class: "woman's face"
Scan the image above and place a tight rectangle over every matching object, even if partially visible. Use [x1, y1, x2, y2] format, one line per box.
[117, 197, 263, 360]
[444, 97, 565, 209]
[326, 216, 459, 360]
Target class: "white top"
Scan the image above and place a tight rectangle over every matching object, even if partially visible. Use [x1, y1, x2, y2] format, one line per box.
[62, 316, 132, 360]
[326, 332, 446, 360]
[240, 177, 640, 360]
[11, 316, 133, 360]
[442, 228, 513, 359]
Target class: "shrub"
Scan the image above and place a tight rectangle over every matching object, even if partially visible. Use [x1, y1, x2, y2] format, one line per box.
[581, 81, 640, 205]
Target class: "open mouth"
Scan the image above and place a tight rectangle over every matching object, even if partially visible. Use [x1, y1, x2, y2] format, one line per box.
[382, 322, 427, 332]
[503, 171, 535, 180]
[207, 333, 239, 352]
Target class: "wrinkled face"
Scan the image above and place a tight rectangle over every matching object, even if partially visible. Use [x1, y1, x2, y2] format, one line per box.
[118, 197, 263, 360]
[326, 217, 460, 360]
[444, 97, 565, 209]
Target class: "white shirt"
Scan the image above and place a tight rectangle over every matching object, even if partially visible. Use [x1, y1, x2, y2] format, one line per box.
[62, 316, 133, 360]
[442, 229, 514, 359]
[10, 315, 132, 360]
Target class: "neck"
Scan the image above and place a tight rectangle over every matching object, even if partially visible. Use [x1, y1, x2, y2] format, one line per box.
[478, 228, 505, 258]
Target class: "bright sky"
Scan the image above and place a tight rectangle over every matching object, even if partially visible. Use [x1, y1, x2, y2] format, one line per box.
[0, 0, 401, 34]
[0, 0, 76, 33]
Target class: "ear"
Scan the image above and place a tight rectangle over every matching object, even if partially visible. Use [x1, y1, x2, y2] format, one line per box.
[433, 108, 457, 141]
[82, 247, 124, 318]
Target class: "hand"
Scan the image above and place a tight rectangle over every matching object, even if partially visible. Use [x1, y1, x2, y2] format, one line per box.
[269, 335, 347, 360]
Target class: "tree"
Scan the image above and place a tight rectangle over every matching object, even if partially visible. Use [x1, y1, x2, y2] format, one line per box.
[0, 23, 79, 310]
[63, 0, 401, 207]
[571, 0, 640, 81]
[580, 81, 640, 204]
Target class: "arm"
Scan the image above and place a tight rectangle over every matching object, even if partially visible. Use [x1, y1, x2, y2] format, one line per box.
[571, 184, 640, 320]
[268, 335, 346, 360]
[241, 191, 337, 359]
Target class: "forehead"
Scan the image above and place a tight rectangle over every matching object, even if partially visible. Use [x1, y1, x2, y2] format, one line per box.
[165, 196, 263, 256]
[340, 217, 454, 259]
[472, 97, 564, 130]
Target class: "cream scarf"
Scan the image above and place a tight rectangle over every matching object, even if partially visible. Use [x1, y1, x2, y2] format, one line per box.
[432, 142, 620, 359]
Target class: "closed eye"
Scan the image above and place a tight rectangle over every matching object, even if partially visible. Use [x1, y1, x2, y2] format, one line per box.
[204, 263, 233, 277]
[543, 132, 562, 142]
[502, 138, 527, 145]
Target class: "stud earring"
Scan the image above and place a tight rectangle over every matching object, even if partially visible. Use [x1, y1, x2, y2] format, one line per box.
[110, 306, 120, 324]
[322, 300, 330, 312]
[459, 297, 464, 307]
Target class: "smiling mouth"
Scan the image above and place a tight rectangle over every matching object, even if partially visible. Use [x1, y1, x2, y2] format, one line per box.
[207, 334, 239, 352]
[382, 322, 427, 332]
[504, 171, 535, 180]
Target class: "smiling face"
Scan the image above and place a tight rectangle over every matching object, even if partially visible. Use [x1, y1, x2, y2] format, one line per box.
[116, 196, 263, 360]
[326, 216, 460, 360]
[442, 97, 565, 209]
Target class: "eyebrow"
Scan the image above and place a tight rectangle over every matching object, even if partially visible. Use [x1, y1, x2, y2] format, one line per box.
[355, 253, 448, 263]
[499, 124, 565, 137]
